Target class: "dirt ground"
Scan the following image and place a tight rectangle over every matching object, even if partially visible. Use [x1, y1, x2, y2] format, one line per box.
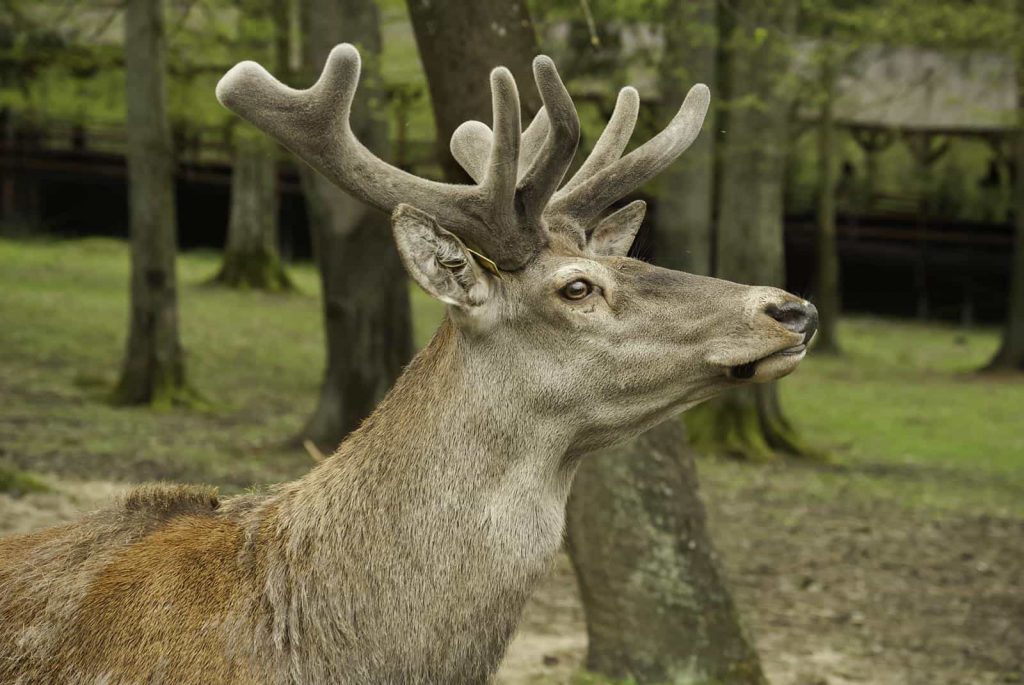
[498, 462, 1024, 685]
[2, 465, 1021, 685]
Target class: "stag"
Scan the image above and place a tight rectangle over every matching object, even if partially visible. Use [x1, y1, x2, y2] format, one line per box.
[0, 45, 816, 684]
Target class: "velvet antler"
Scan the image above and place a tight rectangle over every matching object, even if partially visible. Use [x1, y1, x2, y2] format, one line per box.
[216, 44, 580, 271]
[450, 79, 711, 242]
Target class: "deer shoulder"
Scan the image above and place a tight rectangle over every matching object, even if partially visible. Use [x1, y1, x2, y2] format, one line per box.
[0, 484, 271, 684]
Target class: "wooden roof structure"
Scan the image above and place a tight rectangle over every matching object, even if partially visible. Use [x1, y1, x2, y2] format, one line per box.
[832, 46, 1017, 138]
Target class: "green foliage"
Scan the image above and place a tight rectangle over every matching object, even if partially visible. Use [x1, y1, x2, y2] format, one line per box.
[794, 0, 1019, 107]
[786, 127, 1013, 221]
[0, 0, 440, 152]
[835, 0, 1016, 51]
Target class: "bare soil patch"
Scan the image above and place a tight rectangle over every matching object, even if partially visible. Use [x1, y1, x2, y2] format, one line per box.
[498, 462, 1024, 685]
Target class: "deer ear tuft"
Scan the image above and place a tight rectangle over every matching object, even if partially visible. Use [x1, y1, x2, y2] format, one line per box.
[392, 204, 493, 308]
[589, 200, 645, 257]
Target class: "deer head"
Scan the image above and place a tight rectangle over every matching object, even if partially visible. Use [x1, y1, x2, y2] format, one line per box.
[216, 44, 816, 455]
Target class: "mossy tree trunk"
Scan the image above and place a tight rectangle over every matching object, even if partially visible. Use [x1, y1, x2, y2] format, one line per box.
[655, 0, 717, 276]
[987, 18, 1024, 372]
[567, 421, 766, 684]
[114, 0, 188, 406]
[298, 0, 412, 452]
[405, 0, 540, 182]
[213, 133, 291, 291]
[814, 42, 841, 355]
[214, 0, 291, 291]
[686, 382, 814, 462]
[687, 0, 816, 460]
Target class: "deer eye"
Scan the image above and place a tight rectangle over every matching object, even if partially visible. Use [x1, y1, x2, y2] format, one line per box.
[560, 279, 593, 301]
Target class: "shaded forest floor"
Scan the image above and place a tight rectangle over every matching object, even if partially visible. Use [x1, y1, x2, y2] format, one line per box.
[1, 238, 1022, 684]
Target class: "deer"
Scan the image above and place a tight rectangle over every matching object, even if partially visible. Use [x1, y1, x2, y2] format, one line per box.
[0, 45, 817, 684]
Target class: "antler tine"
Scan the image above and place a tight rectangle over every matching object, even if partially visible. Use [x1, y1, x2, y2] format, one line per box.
[550, 83, 711, 225]
[450, 106, 549, 185]
[450, 121, 490, 184]
[518, 107, 550, 177]
[483, 67, 521, 211]
[517, 57, 580, 218]
[219, 43, 546, 271]
[217, 44, 472, 222]
[556, 87, 639, 195]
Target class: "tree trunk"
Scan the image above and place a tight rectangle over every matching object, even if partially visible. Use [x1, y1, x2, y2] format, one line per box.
[114, 0, 187, 406]
[987, 19, 1024, 371]
[687, 381, 815, 461]
[214, 0, 291, 291]
[300, 174, 412, 450]
[405, 0, 540, 181]
[814, 45, 841, 354]
[213, 134, 291, 291]
[298, 0, 412, 451]
[408, 5, 765, 679]
[686, 0, 817, 460]
[655, 0, 717, 275]
[568, 421, 767, 684]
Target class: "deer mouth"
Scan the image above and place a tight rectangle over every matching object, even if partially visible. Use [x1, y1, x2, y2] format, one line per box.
[727, 343, 807, 381]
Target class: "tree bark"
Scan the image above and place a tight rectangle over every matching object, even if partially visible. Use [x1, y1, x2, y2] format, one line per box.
[568, 421, 767, 684]
[214, 0, 291, 291]
[298, 0, 412, 451]
[114, 0, 187, 406]
[714, 2, 791, 290]
[405, 0, 540, 181]
[655, 0, 717, 276]
[213, 134, 291, 291]
[987, 15, 1024, 371]
[300, 178, 412, 450]
[814, 44, 841, 354]
[686, 0, 817, 460]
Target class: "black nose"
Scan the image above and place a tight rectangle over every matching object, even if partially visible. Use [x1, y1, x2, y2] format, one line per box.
[764, 300, 818, 345]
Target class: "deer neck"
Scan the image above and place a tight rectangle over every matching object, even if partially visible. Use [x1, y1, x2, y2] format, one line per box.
[258, 317, 576, 680]
[303, 314, 576, 534]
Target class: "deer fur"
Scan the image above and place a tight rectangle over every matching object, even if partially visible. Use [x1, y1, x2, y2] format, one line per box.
[1, 319, 574, 683]
[0, 46, 817, 684]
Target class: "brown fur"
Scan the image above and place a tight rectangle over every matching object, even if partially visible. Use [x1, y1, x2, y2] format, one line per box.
[1, 323, 570, 683]
[0, 485, 262, 684]
[1, 261, 809, 683]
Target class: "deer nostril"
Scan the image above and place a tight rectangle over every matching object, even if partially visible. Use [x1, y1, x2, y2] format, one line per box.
[764, 301, 818, 345]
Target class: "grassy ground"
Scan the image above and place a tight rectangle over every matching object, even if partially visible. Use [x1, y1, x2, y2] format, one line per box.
[780, 317, 1023, 517]
[1, 237, 1022, 684]
[0, 237, 443, 488]
[1, 236, 1019, 509]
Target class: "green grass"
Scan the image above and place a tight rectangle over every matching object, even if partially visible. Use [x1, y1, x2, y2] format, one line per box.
[0, 237, 1021, 515]
[0, 237, 442, 489]
[777, 318, 1023, 515]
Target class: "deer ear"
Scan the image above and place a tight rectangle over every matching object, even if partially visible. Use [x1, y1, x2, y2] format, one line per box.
[589, 200, 646, 257]
[392, 204, 493, 308]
